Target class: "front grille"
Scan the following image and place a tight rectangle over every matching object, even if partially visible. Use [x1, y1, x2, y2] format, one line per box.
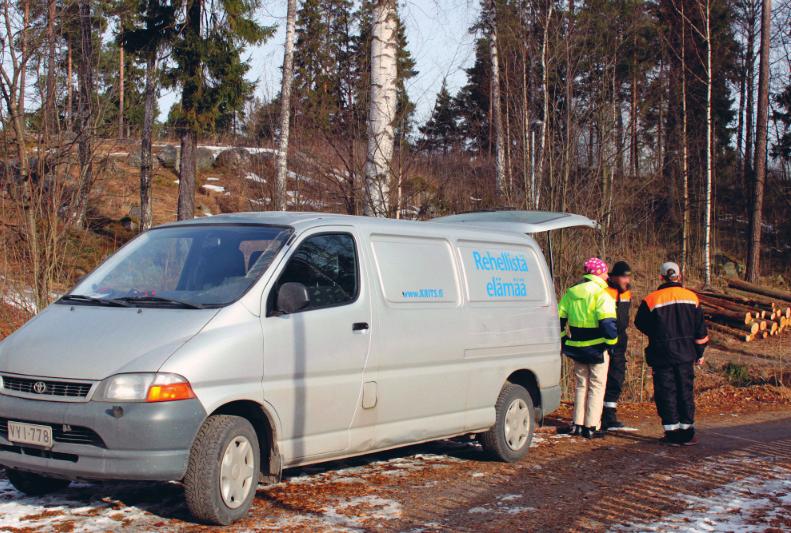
[1, 375, 92, 399]
[0, 418, 105, 448]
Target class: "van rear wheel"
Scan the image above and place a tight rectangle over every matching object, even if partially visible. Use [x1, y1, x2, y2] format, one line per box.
[183, 415, 260, 525]
[5, 469, 70, 496]
[479, 383, 535, 462]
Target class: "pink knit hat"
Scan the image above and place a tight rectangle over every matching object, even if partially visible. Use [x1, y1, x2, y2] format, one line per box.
[584, 257, 608, 276]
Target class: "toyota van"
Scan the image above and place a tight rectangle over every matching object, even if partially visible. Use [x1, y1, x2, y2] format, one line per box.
[0, 211, 595, 525]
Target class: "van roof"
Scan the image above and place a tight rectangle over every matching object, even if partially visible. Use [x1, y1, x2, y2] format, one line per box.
[159, 210, 596, 237]
[159, 211, 526, 237]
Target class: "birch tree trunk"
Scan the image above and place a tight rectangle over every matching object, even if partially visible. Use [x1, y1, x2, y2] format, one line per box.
[364, 0, 398, 217]
[74, 0, 94, 228]
[274, 0, 298, 212]
[537, 3, 553, 209]
[746, 0, 772, 281]
[681, 5, 691, 276]
[702, 0, 713, 288]
[140, 53, 157, 231]
[119, 44, 125, 139]
[45, 0, 56, 138]
[488, 1, 506, 198]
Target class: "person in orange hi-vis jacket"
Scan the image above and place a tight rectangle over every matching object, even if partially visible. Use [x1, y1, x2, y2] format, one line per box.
[634, 262, 709, 446]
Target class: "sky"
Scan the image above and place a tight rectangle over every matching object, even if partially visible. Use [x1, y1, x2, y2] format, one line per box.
[157, 0, 482, 126]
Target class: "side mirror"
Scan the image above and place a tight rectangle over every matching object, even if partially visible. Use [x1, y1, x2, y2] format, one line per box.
[276, 282, 310, 315]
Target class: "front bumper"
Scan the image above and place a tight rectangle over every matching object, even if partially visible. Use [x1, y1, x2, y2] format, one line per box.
[0, 394, 205, 481]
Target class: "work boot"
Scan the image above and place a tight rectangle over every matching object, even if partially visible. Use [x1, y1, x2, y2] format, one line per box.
[678, 427, 697, 445]
[581, 426, 606, 439]
[602, 407, 625, 430]
[659, 430, 683, 446]
[557, 424, 582, 436]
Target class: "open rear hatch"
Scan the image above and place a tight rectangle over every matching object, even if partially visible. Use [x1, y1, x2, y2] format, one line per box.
[431, 210, 598, 233]
[432, 210, 599, 277]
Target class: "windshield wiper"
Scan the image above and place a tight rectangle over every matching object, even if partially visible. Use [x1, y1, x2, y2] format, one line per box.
[59, 294, 131, 307]
[114, 296, 206, 309]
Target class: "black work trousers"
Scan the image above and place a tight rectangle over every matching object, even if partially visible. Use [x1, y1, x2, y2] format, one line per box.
[603, 347, 627, 407]
[652, 362, 695, 431]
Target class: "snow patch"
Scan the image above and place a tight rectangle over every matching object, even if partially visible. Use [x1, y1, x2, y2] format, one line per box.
[613, 475, 791, 532]
[245, 172, 266, 183]
[0, 480, 166, 531]
[200, 184, 225, 193]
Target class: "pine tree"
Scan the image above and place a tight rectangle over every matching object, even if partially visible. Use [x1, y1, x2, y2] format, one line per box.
[455, 37, 491, 152]
[124, 0, 176, 230]
[420, 80, 460, 153]
[293, 0, 354, 130]
[166, 0, 273, 220]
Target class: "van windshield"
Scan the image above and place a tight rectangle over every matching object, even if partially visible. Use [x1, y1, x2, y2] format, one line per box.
[63, 225, 292, 308]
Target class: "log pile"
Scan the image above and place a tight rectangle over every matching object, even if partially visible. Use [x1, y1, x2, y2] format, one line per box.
[694, 279, 791, 343]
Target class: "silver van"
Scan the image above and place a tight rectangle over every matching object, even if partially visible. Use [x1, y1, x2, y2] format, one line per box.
[0, 211, 595, 525]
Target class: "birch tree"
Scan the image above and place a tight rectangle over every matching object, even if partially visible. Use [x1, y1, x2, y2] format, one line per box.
[702, 0, 713, 288]
[274, 0, 298, 211]
[364, 0, 398, 217]
[487, 0, 506, 198]
[680, 3, 691, 276]
[746, 0, 772, 281]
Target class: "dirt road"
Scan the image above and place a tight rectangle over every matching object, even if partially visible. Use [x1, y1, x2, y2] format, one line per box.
[1, 408, 790, 532]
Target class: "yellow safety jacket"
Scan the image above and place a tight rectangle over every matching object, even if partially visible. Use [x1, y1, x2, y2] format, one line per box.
[558, 274, 618, 364]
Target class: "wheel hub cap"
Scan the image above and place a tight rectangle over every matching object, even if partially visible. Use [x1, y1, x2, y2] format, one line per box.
[504, 398, 531, 451]
[219, 435, 255, 509]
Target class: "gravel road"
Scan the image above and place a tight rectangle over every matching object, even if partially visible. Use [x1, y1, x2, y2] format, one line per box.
[1, 409, 790, 532]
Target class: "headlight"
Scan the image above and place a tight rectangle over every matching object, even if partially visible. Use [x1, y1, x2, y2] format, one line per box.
[95, 373, 195, 403]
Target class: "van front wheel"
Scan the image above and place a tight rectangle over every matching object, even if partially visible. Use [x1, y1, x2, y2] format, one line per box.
[184, 415, 260, 525]
[479, 383, 535, 462]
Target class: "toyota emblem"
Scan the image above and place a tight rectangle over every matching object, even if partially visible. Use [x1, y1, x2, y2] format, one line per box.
[32, 381, 48, 394]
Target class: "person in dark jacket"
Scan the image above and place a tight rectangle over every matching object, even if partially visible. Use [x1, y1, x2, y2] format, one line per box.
[634, 262, 709, 445]
[602, 261, 633, 430]
[557, 258, 618, 439]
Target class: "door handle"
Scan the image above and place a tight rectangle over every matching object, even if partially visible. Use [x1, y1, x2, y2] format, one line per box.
[352, 322, 370, 332]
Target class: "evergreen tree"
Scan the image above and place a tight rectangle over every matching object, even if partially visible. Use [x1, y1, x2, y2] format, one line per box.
[293, 0, 355, 130]
[165, 0, 273, 220]
[772, 83, 791, 161]
[455, 37, 491, 152]
[420, 80, 460, 153]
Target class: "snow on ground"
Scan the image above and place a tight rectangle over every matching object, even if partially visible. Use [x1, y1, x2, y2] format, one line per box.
[0, 479, 174, 531]
[614, 458, 791, 532]
[200, 184, 225, 193]
[245, 171, 266, 184]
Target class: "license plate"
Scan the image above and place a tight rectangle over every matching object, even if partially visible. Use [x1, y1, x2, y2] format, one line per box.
[7, 421, 54, 449]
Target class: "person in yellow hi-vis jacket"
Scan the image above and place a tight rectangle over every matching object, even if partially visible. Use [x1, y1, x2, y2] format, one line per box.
[557, 258, 618, 439]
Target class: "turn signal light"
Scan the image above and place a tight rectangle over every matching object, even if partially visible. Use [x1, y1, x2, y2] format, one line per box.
[146, 382, 195, 403]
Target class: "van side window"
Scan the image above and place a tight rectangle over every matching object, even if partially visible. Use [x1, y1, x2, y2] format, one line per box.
[274, 233, 358, 311]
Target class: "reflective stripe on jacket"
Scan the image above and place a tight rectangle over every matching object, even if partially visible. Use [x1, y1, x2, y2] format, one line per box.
[558, 274, 618, 364]
[634, 282, 709, 367]
[605, 284, 632, 354]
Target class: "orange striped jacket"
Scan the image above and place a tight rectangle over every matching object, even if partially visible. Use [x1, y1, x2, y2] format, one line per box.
[634, 282, 709, 367]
